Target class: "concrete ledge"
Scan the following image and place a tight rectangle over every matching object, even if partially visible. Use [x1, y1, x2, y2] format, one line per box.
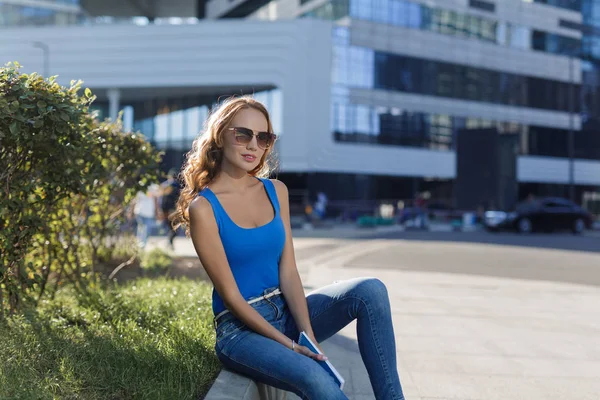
[205, 369, 296, 400]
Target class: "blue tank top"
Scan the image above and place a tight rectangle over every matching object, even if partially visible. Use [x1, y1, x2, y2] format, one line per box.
[198, 177, 286, 315]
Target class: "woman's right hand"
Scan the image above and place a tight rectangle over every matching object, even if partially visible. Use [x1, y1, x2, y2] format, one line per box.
[293, 343, 328, 362]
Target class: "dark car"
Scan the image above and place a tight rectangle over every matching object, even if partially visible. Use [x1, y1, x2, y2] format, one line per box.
[484, 197, 594, 234]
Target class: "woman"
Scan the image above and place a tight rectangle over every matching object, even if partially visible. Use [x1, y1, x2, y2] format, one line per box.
[173, 96, 405, 400]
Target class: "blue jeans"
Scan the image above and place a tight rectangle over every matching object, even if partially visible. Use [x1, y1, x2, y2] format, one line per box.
[135, 216, 154, 247]
[214, 277, 405, 400]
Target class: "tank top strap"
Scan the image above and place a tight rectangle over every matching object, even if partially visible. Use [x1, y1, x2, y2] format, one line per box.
[259, 178, 281, 214]
[197, 187, 225, 231]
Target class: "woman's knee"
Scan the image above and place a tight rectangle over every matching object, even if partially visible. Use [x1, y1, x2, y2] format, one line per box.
[351, 277, 391, 314]
[354, 277, 389, 299]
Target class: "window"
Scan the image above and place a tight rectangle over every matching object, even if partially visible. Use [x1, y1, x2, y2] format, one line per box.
[510, 25, 531, 49]
[332, 96, 589, 157]
[170, 110, 185, 150]
[532, 30, 547, 51]
[308, 0, 581, 58]
[480, 18, 497, 42]
[368, 49, 580, 111]
[407, 2, 422, 28]
[559, 19, 586, 32]
[529, 0, 580, 12]
[469, 0, 496, 12]
[372, 0, 389, 23]
[496, 22, 508, 45]
[154, 114, 169, 148]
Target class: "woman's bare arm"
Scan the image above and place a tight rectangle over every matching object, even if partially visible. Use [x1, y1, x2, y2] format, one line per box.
[272, 180, 324, 354]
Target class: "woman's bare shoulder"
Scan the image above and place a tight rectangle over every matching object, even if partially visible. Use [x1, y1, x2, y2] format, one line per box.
[269, 178, 288, 194]
[188, 195, 214, 222]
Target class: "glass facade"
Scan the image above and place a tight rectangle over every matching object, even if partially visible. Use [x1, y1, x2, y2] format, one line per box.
[332, 42, 579, 112]
[331, 24, 599, 161]
[525, 0, 581, 11]
[578, 0, 600, 166]
[582, 1, 600, 60]
[124, 88, 282, 172]
[302, 0, 581, 57]
[130, 88, 283, 152]
[331, 98, 454, 150]
[332, 86, 599, 160]
[372, 52, 577, 112]
[0, 1, 82, 27]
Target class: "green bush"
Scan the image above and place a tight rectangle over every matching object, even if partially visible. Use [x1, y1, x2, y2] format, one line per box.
[0, 62, 162, 318]
[357, 216, 377, 228]
[356, 216, 395, 227]
[140, 248, 173, 275]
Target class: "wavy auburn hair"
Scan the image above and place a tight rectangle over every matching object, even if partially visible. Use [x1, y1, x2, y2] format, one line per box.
[173, 95, 278, 236]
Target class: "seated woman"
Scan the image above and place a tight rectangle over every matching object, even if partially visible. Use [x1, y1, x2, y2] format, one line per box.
[173, 96, 405, 400]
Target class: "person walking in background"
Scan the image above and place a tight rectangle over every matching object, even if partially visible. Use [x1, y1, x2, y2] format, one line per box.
[160, 168, 181, 250]
[313, 191, 328, 221]
[132, 183, 159, 248]
[172, 96, 404, 399]
[414, 192, 428, 229]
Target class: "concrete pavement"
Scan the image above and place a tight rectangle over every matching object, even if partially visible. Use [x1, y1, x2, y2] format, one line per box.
[300, 234, 600, 400]
[156, 228, 600, 400]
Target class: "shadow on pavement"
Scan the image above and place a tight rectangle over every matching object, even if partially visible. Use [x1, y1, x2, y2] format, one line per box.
[350, 230, 600, 288]
[374, 230, 600, 254]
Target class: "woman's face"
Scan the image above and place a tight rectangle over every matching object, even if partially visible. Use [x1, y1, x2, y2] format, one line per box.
[221, 108, 271, 173]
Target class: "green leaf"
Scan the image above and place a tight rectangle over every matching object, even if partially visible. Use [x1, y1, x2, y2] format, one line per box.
[37, 100, 47, 109]
[60, 112, 70, 122]
[33, 119, 43, 128]
[56, 123, 67, 133]
[85, 88, 92, 98]
[9, 121, 18, 134]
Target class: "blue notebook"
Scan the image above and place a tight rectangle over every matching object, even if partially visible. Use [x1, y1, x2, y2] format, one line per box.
[298, 331, 345, 390]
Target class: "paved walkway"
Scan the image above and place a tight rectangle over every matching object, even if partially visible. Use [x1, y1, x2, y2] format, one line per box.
[156, 229, 600, 400]
[298, 237, 600, 400]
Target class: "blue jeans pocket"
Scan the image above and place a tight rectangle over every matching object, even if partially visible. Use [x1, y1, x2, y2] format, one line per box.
[215, 317, 249, 355]
[216, 319, 243, 341]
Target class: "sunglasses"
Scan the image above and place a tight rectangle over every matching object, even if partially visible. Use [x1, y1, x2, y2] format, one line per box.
[227, 127, 277, 150]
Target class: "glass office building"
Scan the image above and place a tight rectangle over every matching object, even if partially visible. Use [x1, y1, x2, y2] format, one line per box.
[206, 0, 600, 208]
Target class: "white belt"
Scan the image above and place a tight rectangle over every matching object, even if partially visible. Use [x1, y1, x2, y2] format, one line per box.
[213, 288, 282, 324]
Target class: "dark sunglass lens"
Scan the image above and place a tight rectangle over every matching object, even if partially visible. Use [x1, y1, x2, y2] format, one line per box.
[257, 132, 273, 148]
[234, 128, 252, 143]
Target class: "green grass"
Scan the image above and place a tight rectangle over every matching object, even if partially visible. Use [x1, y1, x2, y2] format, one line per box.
[0, 278, 221, 400]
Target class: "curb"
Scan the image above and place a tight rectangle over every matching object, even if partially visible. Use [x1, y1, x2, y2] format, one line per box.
[204, 369, 292, 400]
[204, 370, 255, 400]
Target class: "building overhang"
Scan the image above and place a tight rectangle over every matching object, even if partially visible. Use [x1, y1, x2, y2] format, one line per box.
[80, 0, 201, 18]
[92, 84, 274, 103]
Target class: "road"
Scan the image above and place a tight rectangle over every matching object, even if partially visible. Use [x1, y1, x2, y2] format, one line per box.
[298, 230, 600, 288]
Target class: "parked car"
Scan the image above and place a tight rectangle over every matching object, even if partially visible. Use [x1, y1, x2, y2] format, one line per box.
[484, 197, 594, 234]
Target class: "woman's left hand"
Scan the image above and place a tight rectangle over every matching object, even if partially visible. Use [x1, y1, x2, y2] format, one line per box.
[293, 343, 328, 362]
[310, 336, 325, 355]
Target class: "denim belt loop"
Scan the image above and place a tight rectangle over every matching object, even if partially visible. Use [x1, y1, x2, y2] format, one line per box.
[264, 293, 280, 320]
